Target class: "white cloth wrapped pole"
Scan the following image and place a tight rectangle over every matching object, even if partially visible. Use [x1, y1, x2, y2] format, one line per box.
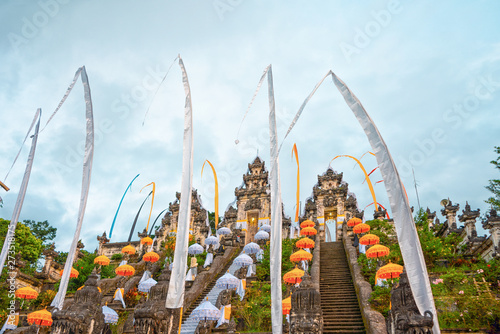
[204, 253, 214, 268]
[166, 56, 194, 309]
[0, 109, 40, 274]
[236, 280, 245, 301]
[52, 66, 95, 311]
[281, 70, 440, 333]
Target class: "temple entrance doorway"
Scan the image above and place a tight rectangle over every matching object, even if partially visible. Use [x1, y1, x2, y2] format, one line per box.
[246, 211, 259, 244]
[324, 208, 337, 242]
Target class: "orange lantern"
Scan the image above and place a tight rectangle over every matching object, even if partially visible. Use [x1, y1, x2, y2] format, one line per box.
[295, 237, 315, 249]
[140, 237, 153, 245]
[94, 255, 110, 266]
[121, 244, 136, 255]
[290, 249, 313, 262]
[376, 262, 403, 279]
[353, 223, 370, 234]
[283, 267, 305, 284]
[143, 251, 160, 263]
[15, 287, 38, 300]
[300, 220, 315, 228]
[282, 296, 292, 315]
[359, 234, 380, 246]
[115, 264, 135, 276]
[347, 217, 362, 227]
[366, 244, 390, 258]
[27, 308, 53, 326]
[60, 267, 79, 279]
[300, 227, 317, 236]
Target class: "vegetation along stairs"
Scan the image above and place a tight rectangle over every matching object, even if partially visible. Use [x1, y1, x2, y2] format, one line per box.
[320, 241, 366, 334]
[180, 252, 242, 334]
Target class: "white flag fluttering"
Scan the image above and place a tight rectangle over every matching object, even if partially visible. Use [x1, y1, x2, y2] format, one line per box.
[237, 65, 283, 333]
[281, 70, 439, 333]
[0, 109, 41, 274]
[165, 56, 194, 309]
[51, 66, 95, 311]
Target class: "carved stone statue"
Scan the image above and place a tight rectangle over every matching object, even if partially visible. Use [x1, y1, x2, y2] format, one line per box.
[289, 273, 323, 334]
[386, 269, 433, 334]
[215, 289, 234, 309]
[134, 267, 176, 334]
[51, 269, 105, 334]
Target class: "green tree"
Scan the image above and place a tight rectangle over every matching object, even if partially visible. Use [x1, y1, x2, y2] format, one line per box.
[0, 218, 44, 274]
[23, 220, 57, 246]
[485, 146, 500, 211]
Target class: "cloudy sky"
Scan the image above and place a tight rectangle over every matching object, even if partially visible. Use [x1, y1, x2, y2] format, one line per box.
[1, 1, 499, 252]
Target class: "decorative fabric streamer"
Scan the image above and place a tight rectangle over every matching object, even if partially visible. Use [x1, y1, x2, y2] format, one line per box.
[292, 143, 300, 224]
[109, 174, 140, 239]
[127, 191, 152, 242]
[236, 65, 283, 333]
[201, 160, 219, 229]
[140, 182, 155, 232]
[166, 56, 194, 309]
[280, 70, 440, 333]
[149, 208, 168, 235]
[52, 66, 95, 311]
[364, 202, 391, 219]
[0, 109, 41, 274]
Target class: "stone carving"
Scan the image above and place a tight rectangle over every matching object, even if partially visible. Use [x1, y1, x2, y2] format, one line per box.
[215, 289, 234, 309]
[134, 267, 175, 334]
[51, 269, 105, 334]
[386, 269, 433, 334]
[289, 273, 323, 334]
[245, 198, 262, 211]
[323, 196, 337, 208]
[483, 209, 500, 258]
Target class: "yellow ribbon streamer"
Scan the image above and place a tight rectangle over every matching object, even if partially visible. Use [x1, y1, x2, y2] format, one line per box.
[140, 182, 155, 232]
[292, 143, 300, 222]
[201, 160, 219, 229]
[330, 155, 378, 210]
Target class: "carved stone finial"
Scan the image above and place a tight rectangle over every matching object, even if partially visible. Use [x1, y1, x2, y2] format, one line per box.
[289, 272, 323, 333]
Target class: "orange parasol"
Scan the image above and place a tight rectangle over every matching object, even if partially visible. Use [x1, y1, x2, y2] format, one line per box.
[27, 308, 53, 326]
[347, 217, 362, 227]
[143, 251, 160, 263]
[115, 264, 135, 276]
[77, 285, 101, 293]
[300, 220, 315, 228]
[121, 244, 136, 255]
[353, 223, 370, 234]
[282, 296, 292, 315]
[290, 249, 313, 262]
[189, 234, 194, 241]
[359, 234, 380, 246]
[376, 262, 403, 279]
[366, 244, 390, 258]
[94, 255, 110, 266]
[60, 267, 79, 279]
[15, 286, 38, 300]
[295, 237, 315, 249]
[140, 237, 153, 245]
[283, 267, 305, 284]
[300, 227, 317, 236]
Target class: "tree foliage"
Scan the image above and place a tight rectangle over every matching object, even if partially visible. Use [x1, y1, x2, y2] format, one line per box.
[23, 220, 57, 246]
[485, 146, 500, 211]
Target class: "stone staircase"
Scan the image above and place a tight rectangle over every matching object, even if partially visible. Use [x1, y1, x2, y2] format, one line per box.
[320, 241, 366, 334]
[180, 253, 241, 334]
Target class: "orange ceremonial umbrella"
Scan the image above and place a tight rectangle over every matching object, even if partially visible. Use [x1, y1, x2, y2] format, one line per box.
[290, 249, 313, 262]
[366, 244, 390, 258]
[115, 264, 135, 276]
[143, 251, 160, 263]
[27, 308, 53, 326]
[94, 255, 110, 266]
[353, 223, 370, 234]
[77, 285, 101, 293]
[300, 227, 317, 236]
[121, 244, 136, 255]
[296, 237, 315, 249]
[283, 267, 305, 284]
[359, 234, 380, 246]
[347, 217, 362, 227]
[140, 237, 153, 245]
[60, 267, 79, 279]
[282, 296, 292, 315]
[376, 262, 404, 279]
[15, 286, 38, 300]
[300, 220, 315, 228]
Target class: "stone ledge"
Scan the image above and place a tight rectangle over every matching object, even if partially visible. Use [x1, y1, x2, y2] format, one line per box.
[342, 224, 387, 334]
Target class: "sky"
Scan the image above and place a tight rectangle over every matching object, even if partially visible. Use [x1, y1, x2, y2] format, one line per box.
[1, 1, 499, 252]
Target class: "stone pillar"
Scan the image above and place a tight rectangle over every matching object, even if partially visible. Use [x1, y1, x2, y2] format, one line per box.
[426, 208, 436, 229]
[483, 209, 500, 258]
[289, 272, 323, 333]
[441, 200, 460, 230]
[138, 228, 148, 253]
[97, 232, 109, 256]
[374, 206, 387, 221]
[42, 243, 58, 275]
[458, 202, 480, 240]
[75, 240, 85, 262]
